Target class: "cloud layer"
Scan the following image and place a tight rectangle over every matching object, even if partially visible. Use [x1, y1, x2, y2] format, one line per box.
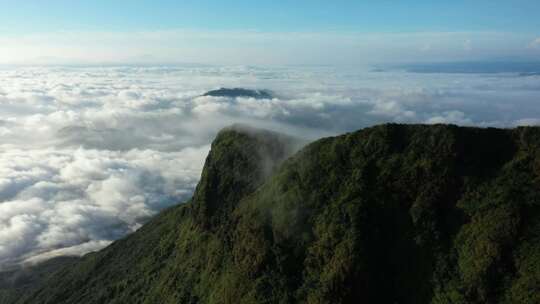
[1, 65, 540, 269]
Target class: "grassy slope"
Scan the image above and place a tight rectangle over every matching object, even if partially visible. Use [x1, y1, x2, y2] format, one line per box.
[8, 124, 540, 304]
[0, 257, 79, 304]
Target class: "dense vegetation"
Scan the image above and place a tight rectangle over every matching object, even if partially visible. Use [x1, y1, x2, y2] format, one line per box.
[0, 257, 79, 303]
[3, 124, 540, 304]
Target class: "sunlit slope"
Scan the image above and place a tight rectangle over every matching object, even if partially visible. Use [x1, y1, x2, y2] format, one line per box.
[15, 124, 540, 304]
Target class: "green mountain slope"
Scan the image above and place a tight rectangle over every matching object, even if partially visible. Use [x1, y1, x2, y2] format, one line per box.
[7, 124, 540, 304]
[0, 257, 79, 304]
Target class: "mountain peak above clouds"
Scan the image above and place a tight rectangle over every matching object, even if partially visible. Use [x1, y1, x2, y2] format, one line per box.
[202, 88, 274, 99]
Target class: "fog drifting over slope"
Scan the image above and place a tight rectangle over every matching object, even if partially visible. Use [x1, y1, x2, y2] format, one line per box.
[1, 65, 539, 269]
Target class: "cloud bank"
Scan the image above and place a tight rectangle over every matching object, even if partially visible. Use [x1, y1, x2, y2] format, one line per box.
[1, 65, 540, 269]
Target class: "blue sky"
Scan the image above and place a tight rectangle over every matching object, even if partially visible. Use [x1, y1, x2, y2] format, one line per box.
[0, 1, 539, 65]
[2, 0, 540, 33]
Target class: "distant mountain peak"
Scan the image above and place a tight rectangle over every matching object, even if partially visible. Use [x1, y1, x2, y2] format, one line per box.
[202, 88, 273, 99]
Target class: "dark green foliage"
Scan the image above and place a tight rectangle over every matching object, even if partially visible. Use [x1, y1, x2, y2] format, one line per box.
[5, 124, 540, 304]
[0, 257, 79, 304]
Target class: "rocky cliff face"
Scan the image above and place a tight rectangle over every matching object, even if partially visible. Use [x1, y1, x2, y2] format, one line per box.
[5, 124, 540, 304]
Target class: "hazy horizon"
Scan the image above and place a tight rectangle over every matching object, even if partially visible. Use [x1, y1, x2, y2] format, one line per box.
[1, 1, 540, 65]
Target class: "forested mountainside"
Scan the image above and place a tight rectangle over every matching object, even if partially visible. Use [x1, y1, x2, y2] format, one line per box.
[4, 124, 540, 304]
[0, 257, 79, 304]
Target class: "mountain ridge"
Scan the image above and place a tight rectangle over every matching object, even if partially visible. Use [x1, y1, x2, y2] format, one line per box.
[3, 123, 540, 304]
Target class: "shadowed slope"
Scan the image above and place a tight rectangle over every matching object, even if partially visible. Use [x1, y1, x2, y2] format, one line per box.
[0, 257, 79, 304]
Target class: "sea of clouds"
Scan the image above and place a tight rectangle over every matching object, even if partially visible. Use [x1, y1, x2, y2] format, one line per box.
[0, 65, 539, 269]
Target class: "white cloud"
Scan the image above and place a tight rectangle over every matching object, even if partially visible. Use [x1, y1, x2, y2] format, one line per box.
[1, 65, 540, 269]
[514, 118, 540, 126]
[425, 111, 472, 125]
[0, 146, 207, 268]
[22, 240, 112, 266]
[529, 38, 540, 49]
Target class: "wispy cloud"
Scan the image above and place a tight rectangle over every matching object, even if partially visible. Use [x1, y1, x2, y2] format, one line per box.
[529, 37, 540, 49]
[0, 30, 537, 65]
